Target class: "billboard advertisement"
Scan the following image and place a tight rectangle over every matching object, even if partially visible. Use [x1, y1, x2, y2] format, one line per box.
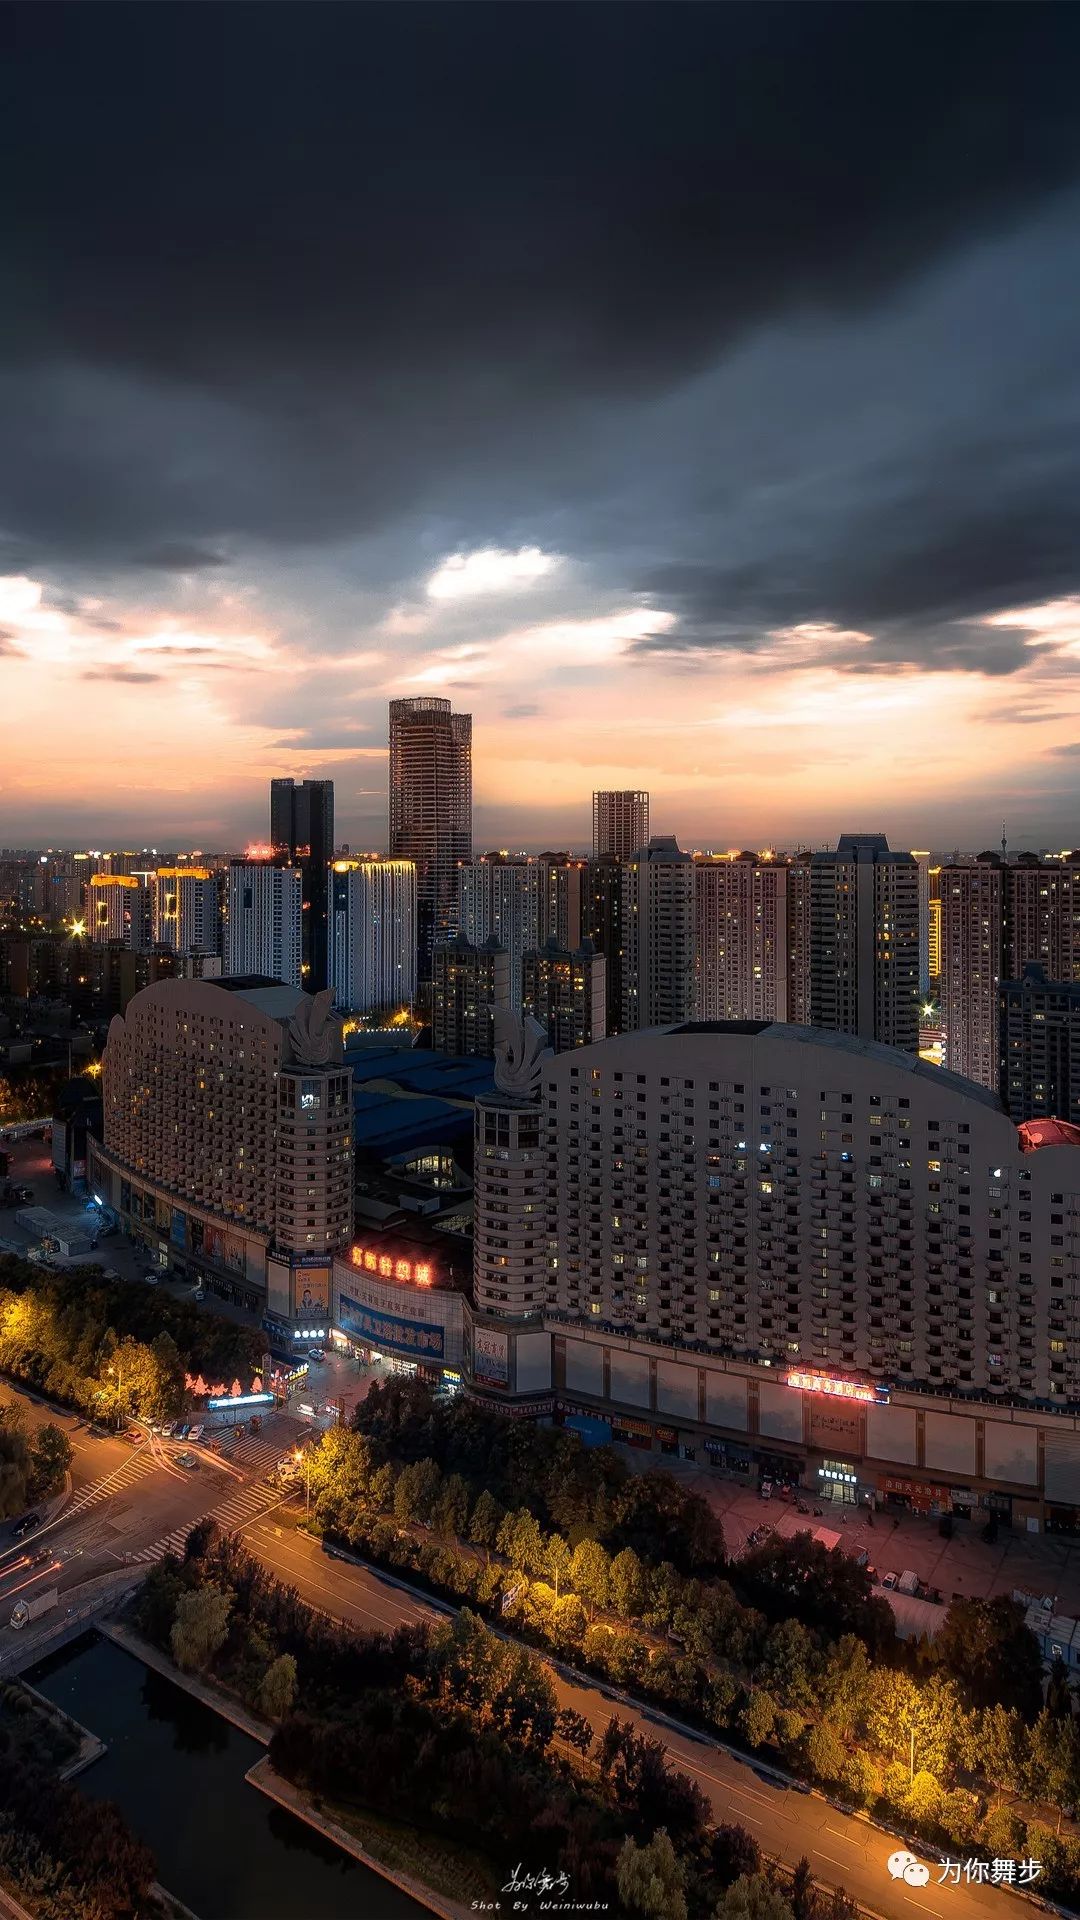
[338, 1294, 445, 1361]
[473, 1327, 509, 1387]
[294, 1263, 330, 1319]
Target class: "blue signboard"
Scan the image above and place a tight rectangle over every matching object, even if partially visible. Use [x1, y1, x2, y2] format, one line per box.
[170, 1208, 186, 1248]
[337, 1294, 444, 1361]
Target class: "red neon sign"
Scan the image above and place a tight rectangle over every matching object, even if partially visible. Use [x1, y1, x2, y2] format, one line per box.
[786, 1370, 876, 1404]
[351, 1245, 433, 1286]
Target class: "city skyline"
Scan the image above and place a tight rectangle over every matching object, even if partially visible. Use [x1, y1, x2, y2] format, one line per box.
[5, 8, 1080, 848]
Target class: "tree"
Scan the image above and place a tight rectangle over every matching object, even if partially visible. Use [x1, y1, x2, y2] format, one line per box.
[0, 1414, 30, 1519]
[711, 1825, 762, 1889]
[610, 1545, 648, 1619]
[1027, 1709, 1080, 1829]
[434, 1471, 471, 1538]
[932, 1596, 1043, 1718]
[29, 1422, 73, 1498]
[544, 1531, 573, 1597]
[820, 1635, 871, 1738]
[468, 1487, 502, 1548]
[741, 1689, 776, 1750]
[393, 1457, 442, 1525]
[616, 1829, 687, 1920]
[570, 1536, 611, 1611]
[977, 1704, 1027, 1802]
[556, 1707, 594, 1766]
[804, 1721, 846, 1787]
[258, 1653, 298, 1721]
[716, 1873, 794, 1920]
[906, 1770, 944, 1833]
[170, 1582, 233, 1672]
[497, 1507, 546, 1576]
[789, 1858, 816, 1920]
[759, 1618, 819, 1712]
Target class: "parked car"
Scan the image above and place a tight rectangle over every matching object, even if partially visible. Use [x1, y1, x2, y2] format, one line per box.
[12, 1512, 41, 1539]
[159, 1422, 175, 1439]
[307, 1347, 325, 1363]
[188, 1424, 204, 1442]
[192, 1289, 205, 1302]
[144, 1272, 159, 1286]
[881, 1570, 899, 1589]
[175, 1451, 198, 1470]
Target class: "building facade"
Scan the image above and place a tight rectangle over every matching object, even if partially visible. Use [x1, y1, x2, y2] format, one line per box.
[269, 778, 335, 991]
[430, 936, 511, 1057]
[86, 874, 151, 949]
[592, 791, 649, 862]
[940, 855, 1005, 1090]
[225, 861, 302, 987]
[522, 937, 607, 1052]
[466, 1019, 1080, 1528]
[151, 868, 220, 956]
[809, 835, 919, 1051]
[621, 835, 696, 1032]
[329, 857, 417, 1013]
[583, 855, 627, 1037]
[695, 854, 788, 1022]
[457, 855, 540, 1004]
[1001, 963, 1080, 1128]
[90, 976, 353, 1331]
[388, 697, 472, 973]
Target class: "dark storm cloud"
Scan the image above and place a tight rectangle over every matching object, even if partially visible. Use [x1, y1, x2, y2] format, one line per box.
[5, 1, 1080, 590]
[131, 544, 229, 573]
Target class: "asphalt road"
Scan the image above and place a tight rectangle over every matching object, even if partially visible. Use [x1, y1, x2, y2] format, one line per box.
[234, 1520, 1057, 1920]
[0, 1386, 304, 1639]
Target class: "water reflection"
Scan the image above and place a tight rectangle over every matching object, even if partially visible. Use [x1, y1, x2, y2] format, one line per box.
[30, 1633, 424, 1920]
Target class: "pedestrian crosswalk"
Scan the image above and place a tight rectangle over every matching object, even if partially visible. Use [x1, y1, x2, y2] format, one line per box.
[130, 1475, 288, 1566]
[66, 1449, 160, 1520]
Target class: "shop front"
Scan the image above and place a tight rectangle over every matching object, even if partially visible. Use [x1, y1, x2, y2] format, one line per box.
[878, 1474, 957, 1516]
[611, 1412, 655, 1451]
[817, 1458, 860, 1504]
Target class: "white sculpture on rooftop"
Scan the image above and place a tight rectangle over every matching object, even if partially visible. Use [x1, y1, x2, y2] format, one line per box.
[492, 1006, 551, 1097]
[287, 988, 344, 1067]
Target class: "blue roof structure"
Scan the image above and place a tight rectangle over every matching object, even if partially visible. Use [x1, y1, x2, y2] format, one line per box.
[344, 1042, 495, 1102]
[344, 1042, 494, 1155]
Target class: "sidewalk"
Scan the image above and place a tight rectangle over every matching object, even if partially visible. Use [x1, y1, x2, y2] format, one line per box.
[635, 1450, 1080, 1613]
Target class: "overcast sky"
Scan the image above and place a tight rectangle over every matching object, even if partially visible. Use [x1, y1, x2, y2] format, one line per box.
[4, 3, 1080, 852]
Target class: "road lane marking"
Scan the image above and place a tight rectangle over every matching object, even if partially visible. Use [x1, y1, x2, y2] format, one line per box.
[824, 1827, 861, 1845]
[904, 1904, 943, 1918]
[813, 1854, 851, 1870]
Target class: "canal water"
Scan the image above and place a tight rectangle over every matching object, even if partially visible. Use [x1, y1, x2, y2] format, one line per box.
[29, 1633, 427, 1920]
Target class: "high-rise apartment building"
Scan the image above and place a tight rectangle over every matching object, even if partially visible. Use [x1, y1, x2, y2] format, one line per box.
[1007, 852, 1080, 981]
[151, 868, 220, 956]
[583, 855, 627, 1037]
[466, 1019, 1080, 1524]
[86, 874, 151, 949]
[928, 866, 943, 993]
[940, 855, 1004, 1090]
[694, 854, 788, 1021]
[225, 861, 302, 987]
[1000, 963, 1080, 1127]
[329, 857, 417, 1013]
[388, 697, 472, 974]
[522, 937, 606, 1052]
[592, 791, 649, 861]
[809, 835, 919, 1051]
[785, 852, 813, 1026]
[621, 835, 695, 1031]
[430, 936, 511, 1056]
[457, 855, 540, 1003]
[269, 778, 335, 992]
[91, 977, 353, 1331]
[536, 853, 586, 951]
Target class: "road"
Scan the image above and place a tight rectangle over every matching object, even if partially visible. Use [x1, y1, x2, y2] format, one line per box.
[233, 1520, 1057, 1920]
[0, 1381, 307, 1645]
